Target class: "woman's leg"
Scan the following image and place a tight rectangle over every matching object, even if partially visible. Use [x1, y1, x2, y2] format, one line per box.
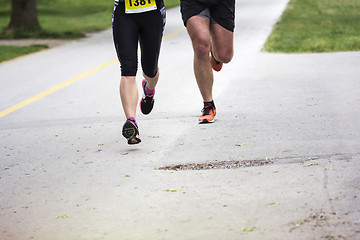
[113, 4, 142, 144]
[112, 5, 140, 119]
[119, 76, 138, 119]
[139, 7, 165, 89]
[138, 7, 166, 115]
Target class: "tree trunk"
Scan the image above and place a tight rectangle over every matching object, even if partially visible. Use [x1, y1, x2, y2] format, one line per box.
[7, 0, 41, 32]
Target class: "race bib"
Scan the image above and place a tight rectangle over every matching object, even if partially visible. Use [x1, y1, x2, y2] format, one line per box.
[125, 0, 157, 14]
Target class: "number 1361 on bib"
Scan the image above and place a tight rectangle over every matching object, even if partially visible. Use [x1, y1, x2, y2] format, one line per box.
[125, 0, 157, 14]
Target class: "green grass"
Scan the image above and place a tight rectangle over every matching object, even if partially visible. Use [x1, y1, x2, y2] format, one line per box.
[0, 0, 114, 39]
[0, 0, 179, 62]
[164, 0, 179, 8]
[0, 0, 179, 39]
[0, 45, 48, 62]
[264, 0, 360, 53]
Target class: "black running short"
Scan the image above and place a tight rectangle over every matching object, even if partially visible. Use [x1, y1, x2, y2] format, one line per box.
[112, 0, 166, 77]
[180, 0, 235, 32]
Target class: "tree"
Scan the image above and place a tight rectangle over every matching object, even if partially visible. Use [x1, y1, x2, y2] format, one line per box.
[7, 0, 41, 35]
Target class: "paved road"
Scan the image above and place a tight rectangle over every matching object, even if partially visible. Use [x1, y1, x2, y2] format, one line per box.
[1, 0, 360, 239]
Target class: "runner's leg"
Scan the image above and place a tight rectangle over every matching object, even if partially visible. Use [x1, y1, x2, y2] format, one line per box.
[119, 76, 138, 119]
[143, 70, 159, 91]
[210, 23, 234, 64]
[186, 16, 213, 102]
[139, 8, 165, 91]
[113, 7, 139, 119]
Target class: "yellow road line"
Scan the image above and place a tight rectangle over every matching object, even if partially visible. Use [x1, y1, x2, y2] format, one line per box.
[0, 59, 117, 118]
[163, 27, 186, 41]
[0, 27, 186, 119]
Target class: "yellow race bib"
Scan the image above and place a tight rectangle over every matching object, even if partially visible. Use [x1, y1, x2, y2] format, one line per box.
[125, 0, 157, 14]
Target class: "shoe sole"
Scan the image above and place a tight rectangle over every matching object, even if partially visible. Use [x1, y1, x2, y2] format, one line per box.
[199, 119, 215, 124]
[122, 121, 141, 144]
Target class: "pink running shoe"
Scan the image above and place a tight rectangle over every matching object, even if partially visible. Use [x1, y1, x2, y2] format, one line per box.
[140, 79, 155, 115]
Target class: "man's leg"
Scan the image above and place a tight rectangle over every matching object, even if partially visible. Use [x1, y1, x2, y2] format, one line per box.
[210, 23, 234, 64]
[186, 16, 213, 103]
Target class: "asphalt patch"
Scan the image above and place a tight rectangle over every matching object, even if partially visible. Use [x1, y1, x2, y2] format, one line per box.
[158, 159, 273, 171]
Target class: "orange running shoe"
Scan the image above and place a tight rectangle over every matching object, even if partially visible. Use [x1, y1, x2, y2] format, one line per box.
[210, 41, 223, 72]
[199, 105, 216, 124]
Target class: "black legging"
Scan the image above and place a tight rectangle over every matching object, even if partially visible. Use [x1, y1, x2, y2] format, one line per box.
[112, 1, 166, 78]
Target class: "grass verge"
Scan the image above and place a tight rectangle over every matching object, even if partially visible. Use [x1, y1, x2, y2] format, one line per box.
[264, 0, 360, 53]
[0, 45, 48, 63]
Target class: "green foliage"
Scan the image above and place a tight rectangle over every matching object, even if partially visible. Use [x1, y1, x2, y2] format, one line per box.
[264, 0, 360, 53]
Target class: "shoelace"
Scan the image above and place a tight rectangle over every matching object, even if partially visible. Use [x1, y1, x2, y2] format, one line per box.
[143, 95, 154, 103]
[202, 106, 213, 116]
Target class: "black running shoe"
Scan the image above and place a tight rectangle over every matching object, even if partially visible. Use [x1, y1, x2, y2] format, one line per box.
[122, 119, 141, 145]
[140, 79, 155, 115]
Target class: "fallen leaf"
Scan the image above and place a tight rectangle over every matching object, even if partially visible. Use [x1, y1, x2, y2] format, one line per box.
[242, 227, 254, 232]
[306, 163, 319, 167]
